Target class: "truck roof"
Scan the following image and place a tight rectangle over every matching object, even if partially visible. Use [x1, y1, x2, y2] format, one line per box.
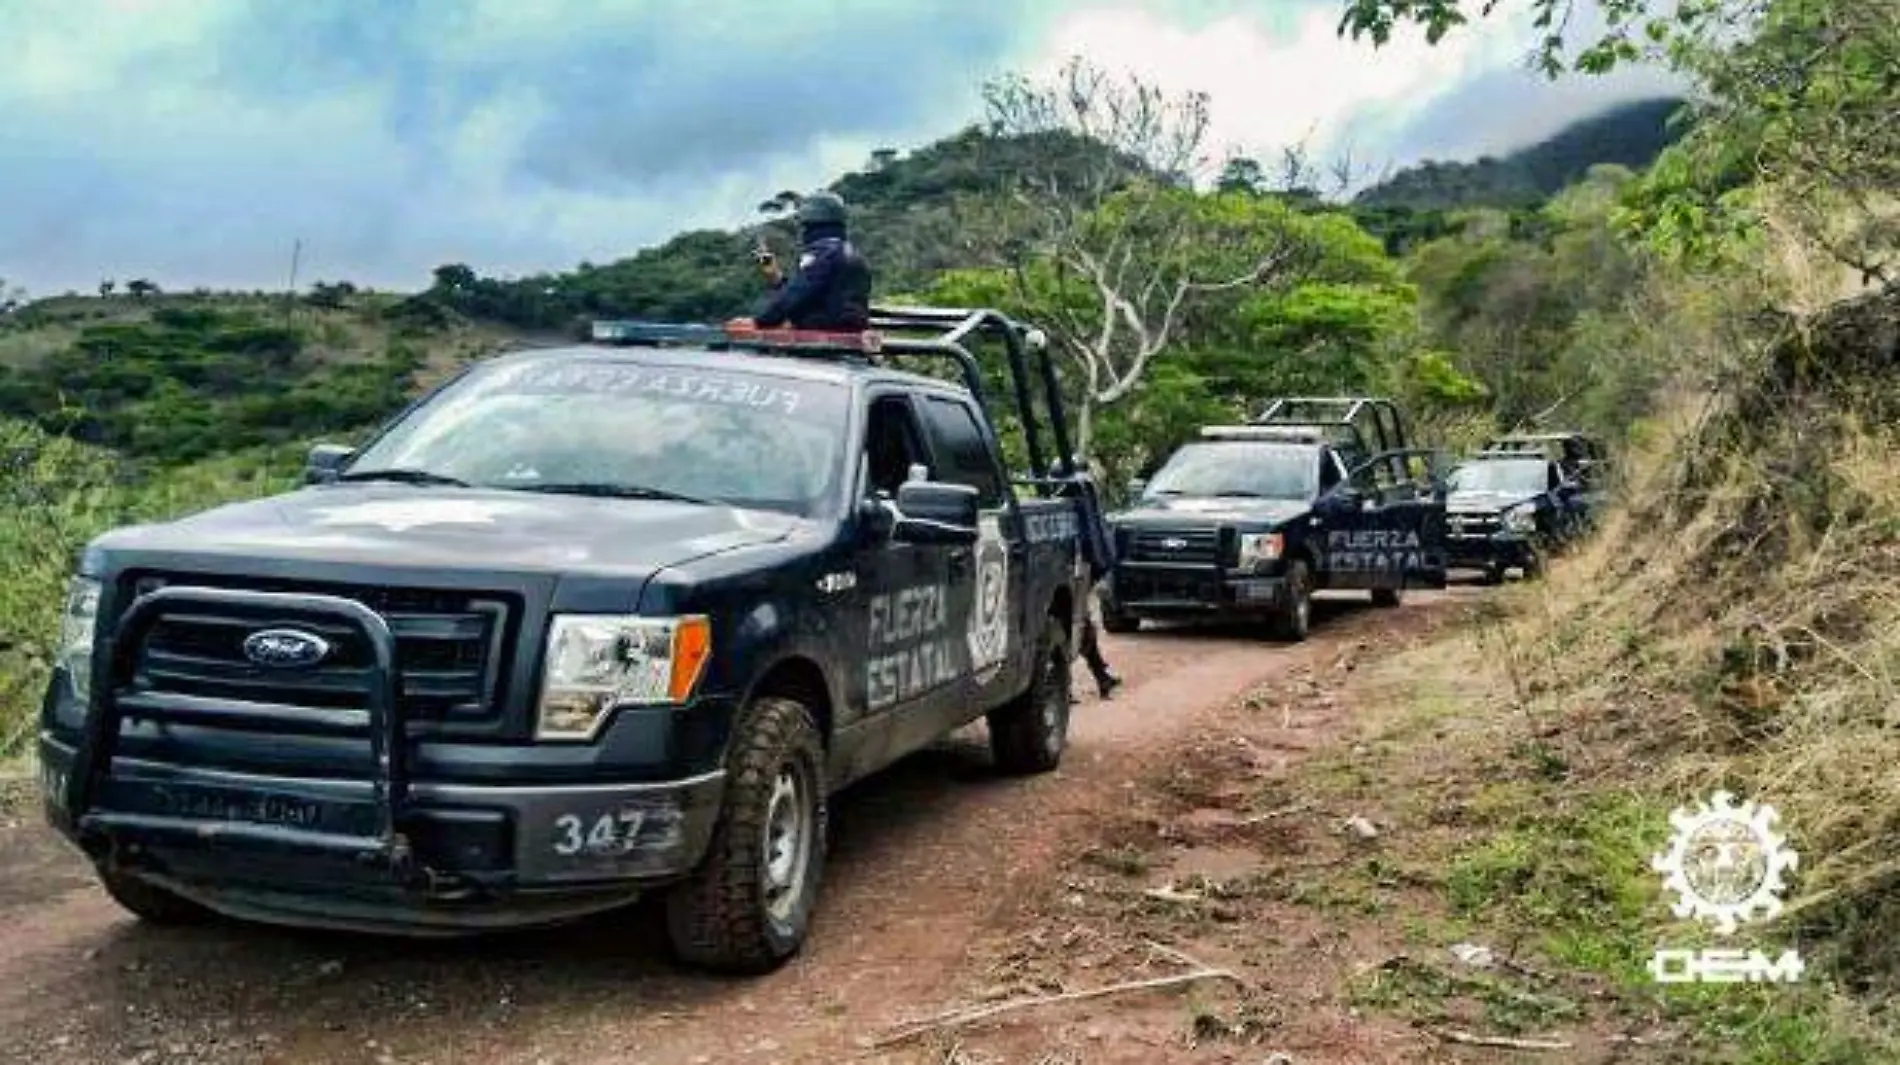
[485, 342, 961, 394]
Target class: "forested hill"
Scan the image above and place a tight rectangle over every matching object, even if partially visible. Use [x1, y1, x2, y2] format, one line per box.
[419, 127, 1135, 331]
[1351, 96, 1687, 211]
[416, 97, 1688, 333]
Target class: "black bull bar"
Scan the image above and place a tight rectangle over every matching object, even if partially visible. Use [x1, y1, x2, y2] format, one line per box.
[63, 586, 420, 879]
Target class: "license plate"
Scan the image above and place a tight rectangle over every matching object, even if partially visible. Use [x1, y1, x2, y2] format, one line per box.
[142, 782, 330, 831]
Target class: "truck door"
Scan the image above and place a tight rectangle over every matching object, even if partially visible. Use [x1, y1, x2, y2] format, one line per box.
[1409, 451, 1449, 589]
[851, 393, 959, 767]
[911, 393, 1025, 737]
[1316, 449, 1381, 590]
[1326, 451, 1440, 591]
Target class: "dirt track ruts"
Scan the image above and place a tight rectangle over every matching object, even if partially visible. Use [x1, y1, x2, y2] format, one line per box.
[0, 590, 1474, 1065]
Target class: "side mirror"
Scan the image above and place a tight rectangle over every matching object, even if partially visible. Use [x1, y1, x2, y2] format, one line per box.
[304, 442, 356, 485]
[891, 480, 981, 546]
[1127, 477, 1147, 500]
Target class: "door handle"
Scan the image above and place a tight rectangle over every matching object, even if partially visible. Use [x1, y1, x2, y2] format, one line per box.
[948, 547, 972, 576]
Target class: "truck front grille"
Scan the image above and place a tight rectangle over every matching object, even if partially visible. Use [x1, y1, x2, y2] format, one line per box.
[1125, 528, 1220, 565]
[1447, 512, 1502, 536]
[124, 575, 513, 728]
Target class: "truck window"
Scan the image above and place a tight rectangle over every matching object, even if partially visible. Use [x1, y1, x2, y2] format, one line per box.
[862, 395, 931, 499]
[343, 357, 847, 517]
[1319, 451, 1344, 493]
[917, 395, 1005, 509]
[1146, 442, 1317, 500]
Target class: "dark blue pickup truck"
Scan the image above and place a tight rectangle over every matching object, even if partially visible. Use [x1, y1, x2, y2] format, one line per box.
[38, 308, 1093, 974]
[1100, 397, 1449, 639]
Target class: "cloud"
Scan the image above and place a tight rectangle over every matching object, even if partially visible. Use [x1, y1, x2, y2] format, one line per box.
[0, 0, 1681, 296]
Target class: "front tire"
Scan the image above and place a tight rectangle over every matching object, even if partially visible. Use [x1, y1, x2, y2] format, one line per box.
[665, 696, 827, 974]
[1271, 560, 1313, 641]
[988, 623, 1073, 775]
[1371, 586, 1403, 608]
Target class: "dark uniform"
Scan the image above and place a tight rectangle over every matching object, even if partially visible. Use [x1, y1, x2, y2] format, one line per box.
[1061, 458, 1122, 698]
[754, 191, 873, 332]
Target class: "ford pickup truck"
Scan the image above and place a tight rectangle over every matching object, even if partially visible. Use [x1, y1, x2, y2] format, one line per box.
[40, 307, 1093, 974]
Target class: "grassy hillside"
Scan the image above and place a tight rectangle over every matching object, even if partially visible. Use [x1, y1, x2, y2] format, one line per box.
[0, 290, 542, 466]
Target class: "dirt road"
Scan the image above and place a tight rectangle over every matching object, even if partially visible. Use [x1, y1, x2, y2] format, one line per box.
[0, 591, 1473, 1065]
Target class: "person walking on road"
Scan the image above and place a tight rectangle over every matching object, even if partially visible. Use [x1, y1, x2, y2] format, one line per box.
[1067, 455, 1123, 699]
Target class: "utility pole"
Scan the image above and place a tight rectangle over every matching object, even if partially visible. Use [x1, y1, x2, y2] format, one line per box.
[283, 238, 303, 326]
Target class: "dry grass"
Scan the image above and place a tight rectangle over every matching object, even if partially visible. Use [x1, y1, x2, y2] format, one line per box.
[1460, 278, 1900, 1056]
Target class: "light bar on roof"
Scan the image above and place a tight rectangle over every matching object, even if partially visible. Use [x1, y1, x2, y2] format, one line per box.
[1199, 425, 1324, 443]
[589, 318, 884, 355]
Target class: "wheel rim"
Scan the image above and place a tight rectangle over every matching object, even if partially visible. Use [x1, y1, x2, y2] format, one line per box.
[1038, 646, 1071, 757]
[761, 760, 813, 926]
[1294, 571, 1310, 630]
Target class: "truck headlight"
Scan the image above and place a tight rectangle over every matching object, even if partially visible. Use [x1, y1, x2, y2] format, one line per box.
[1504, 507, 1536, 533]
[536, 615, 712, 741]
[1237, 532, 1283, 572]
[59, 577, 102, 704]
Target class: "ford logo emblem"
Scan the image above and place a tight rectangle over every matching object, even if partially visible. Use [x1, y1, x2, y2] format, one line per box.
[242, 628, 332, 669]
[1160, 537, 1189, 550]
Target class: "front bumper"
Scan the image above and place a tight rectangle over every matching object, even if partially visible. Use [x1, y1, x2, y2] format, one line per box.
[1447, 532, 1537, 571]
[42, 583, 727, 936]
[1102, 564, 1288, 619]
[40, 735, 724, 934]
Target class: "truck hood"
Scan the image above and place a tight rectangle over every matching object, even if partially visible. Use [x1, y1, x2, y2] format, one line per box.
[1113, 495, 1309, 528]
[88, 484, 807, 579]
[1447, 490, 1537, 513]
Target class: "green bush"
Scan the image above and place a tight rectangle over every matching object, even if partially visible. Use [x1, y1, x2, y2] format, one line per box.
[0, 419, 301, 753]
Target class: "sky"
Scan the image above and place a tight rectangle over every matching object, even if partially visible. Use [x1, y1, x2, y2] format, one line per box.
[0, 0, 1682, 296]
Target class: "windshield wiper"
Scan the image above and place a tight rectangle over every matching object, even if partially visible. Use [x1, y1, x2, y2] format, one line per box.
[336, 467, 470, 487]
[508, 482, 715, 506]
[1212, 490, 1269, 498]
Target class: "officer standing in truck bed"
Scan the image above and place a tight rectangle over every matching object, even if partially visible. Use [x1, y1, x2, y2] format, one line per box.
[734, 190, 873, 333]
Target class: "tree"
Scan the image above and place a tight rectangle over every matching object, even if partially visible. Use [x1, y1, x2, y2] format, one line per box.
[1625, 0, 1900, 283]
[125, 279, 159, 299]
[99, 280, 115, 297]
[931, 192, 1424, 479]
[1334, 0, 1756, 77]
[1217, 156, 1267, 195]
[970, 57, 1342, 450]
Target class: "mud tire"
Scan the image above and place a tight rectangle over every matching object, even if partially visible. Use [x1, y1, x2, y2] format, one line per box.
[665, 696, 827, 974]
[987, 623, 1073, 775]
[1271, 560, 1313, 642]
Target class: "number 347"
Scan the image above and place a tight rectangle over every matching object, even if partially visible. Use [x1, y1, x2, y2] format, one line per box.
[552, 811, 645, 857]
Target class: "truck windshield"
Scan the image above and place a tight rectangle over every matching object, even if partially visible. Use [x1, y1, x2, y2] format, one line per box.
[1450, 459, 1547, 494]
[346, 357, 848, 517]
[1145, 442, 1316, 500]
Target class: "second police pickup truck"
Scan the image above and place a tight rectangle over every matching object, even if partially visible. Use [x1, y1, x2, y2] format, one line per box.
[38, 307, 1094, 974]
[1099, 397, 1449, 639]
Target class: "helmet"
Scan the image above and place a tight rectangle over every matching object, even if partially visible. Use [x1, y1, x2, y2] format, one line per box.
[795, 190, 847, 228]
